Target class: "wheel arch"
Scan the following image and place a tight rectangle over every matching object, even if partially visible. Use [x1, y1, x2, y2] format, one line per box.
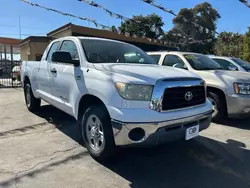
[76, 94, 110, 120]
[207, 86, 228, 115]
[23, 75, 30, 86]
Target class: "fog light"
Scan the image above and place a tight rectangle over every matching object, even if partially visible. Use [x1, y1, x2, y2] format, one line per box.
[128, 128, 145, 142]
[243, 108, 250, 113]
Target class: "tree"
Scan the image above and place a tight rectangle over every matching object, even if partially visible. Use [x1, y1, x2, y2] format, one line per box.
[119, 13, 164, 39]
[214, 32, 244, 58]
[243, 27, 250, 61]
[164, 2, 220, 53]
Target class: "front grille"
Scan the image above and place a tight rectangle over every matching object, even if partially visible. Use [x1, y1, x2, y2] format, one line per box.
[162, 86, 206, 111]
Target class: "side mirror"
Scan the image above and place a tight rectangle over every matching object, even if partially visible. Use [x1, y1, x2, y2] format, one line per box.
[173, 63, 187, 70]
[52, 51, 80, 66]
[228, 65, 238, 71]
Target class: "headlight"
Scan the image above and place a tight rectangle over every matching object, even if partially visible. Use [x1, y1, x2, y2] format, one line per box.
[115, 82, 153, 101]
[234, 82, 250, 95]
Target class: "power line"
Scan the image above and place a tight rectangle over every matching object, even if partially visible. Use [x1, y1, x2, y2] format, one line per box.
[20, 0, 169, 45]
[78, 0, 151, 27]
[141, 0, 176, 16]
[0, 33, 46, 36]
[141, 0, 219, 35]
[20, 0, 111, 30]
[0, 24, 17, 28]
[19, 0, 212, 46]
[77, 0, 211, 44]
[239, 0, 250, 8]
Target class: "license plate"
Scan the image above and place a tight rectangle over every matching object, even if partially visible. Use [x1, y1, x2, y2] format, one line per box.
[185, 125, 199, 140]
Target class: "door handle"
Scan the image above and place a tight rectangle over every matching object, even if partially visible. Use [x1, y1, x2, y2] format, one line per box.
[50, 68, 57, 73]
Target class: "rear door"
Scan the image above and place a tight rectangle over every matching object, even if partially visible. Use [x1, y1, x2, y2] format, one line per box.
[37, 41, 61, 102]
[49, 40, 81, 116]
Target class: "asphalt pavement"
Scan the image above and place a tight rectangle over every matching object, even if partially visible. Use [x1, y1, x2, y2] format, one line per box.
[0, 88, 250, 188]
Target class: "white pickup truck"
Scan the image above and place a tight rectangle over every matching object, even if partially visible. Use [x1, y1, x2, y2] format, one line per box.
[148, 51, 250, 122]
[21, 37, 212, 160]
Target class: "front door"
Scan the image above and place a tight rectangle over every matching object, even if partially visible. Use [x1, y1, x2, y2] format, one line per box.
[50, 40, 81, 116]
[37, 41, 61, 103]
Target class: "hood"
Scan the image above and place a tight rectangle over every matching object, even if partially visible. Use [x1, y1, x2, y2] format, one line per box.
[93, 63, 200, 85]
[195, 70, 250, 93]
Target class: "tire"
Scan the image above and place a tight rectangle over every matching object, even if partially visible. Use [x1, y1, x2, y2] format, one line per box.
[24, 83, 41, 112]
[79, 105, 116, 161]
[208, 91, 226, 122]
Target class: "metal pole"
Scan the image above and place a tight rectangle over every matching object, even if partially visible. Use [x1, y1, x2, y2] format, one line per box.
[19, 16, 22, 39]
[10, 46, 13, 87]
[4, 44, 7, 87]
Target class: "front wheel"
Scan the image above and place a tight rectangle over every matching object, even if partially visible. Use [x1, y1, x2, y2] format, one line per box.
[24, 83, 41, 112]
[208, 91, 226, 122]
[80, 105, 116, 161]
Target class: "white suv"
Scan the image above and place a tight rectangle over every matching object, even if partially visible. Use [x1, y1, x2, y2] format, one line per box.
[208, 56, 250, 72]
[148, 51, 250, 122]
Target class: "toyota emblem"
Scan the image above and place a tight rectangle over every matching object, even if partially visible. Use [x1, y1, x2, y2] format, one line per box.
[185, 91, 193, 101]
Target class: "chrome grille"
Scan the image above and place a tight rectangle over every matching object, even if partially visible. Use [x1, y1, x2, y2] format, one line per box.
[149, 78, 206, 112]
[162, 86, 206, 111]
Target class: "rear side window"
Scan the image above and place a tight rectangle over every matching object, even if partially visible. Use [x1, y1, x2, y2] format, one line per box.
[149, 55, 161, 64]
[212, 58, 237, 70]
[163, 55, 185, 67]
[60, 40, 79, 60]
[46, 41, 60, 61]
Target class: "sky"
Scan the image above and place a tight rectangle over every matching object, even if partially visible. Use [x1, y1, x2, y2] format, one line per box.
[0, 0, 250, 40]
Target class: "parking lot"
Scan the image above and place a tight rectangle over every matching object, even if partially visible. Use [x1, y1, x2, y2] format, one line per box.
[0, 88, 250, 188]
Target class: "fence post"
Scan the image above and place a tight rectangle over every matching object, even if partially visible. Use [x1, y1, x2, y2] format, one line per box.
[4, 44, 7, 87]
[10, 45, 13, 87]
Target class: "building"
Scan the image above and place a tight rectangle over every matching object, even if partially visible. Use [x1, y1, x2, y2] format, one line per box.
[20, 36, 52, 61]
[20, 23, 177, 61]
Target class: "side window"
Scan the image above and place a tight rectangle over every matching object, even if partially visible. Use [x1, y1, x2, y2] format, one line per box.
[213, 58, 237, 70]
[60, 40, 79, 60]
[163, 55, 185, 67]
[149, 55, 161, 64]
[46, 41, 60, 61]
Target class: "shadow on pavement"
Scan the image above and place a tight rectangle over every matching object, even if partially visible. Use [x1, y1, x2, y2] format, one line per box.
[102, 137, 250, 188]
[8, 104, 250, 188]
[34, 104, 82, 142]
[221, 118, 250, 130]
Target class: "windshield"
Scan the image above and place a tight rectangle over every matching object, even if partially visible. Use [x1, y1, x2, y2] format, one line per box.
[184, 54, 223, 70]
[149, 55, 161, 64]
[232, 58, 250, 70]
[81, 39, 156, 64]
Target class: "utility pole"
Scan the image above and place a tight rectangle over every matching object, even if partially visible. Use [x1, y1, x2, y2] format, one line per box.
[19, 16, 22, 39]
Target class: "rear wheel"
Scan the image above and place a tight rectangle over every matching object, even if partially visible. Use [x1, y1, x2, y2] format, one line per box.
[24, 83, 41, 112]
[208, 91, 226, 122]
[79, 105, 116, 161]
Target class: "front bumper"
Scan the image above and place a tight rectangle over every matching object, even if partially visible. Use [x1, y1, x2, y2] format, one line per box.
[112, 110, 212, 146]
[226, 93, 250, 118]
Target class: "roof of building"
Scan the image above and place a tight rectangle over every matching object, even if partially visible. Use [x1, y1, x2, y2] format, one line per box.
[0, 37, 21, 54]
[0, 37, 21, 46]
[47, 23, 175, 49]
[20, 36, 52, 46]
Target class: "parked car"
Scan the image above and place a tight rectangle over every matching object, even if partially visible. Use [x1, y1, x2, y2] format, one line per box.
[21, 37, 212, 160]
[208, 55, 250, 72]
[12, 65, 21, 81]
[148, 51, 250, 122]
